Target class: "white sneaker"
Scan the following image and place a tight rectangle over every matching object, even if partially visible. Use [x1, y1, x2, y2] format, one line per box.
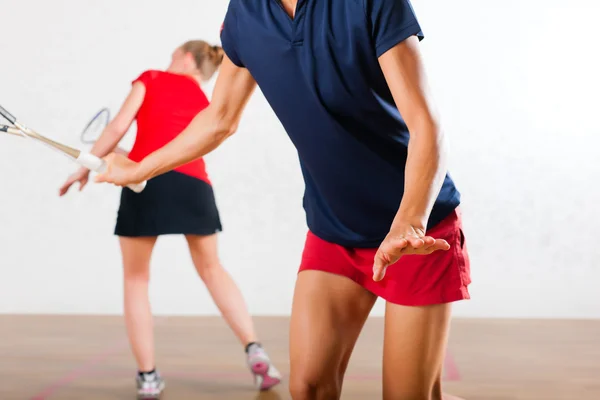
[246, 344, 282, 391]
[136, 370, 165, 399]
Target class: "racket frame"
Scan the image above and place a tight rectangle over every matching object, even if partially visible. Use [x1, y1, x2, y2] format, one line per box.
[0, 104, 146, 193]
[0, 124, 23, 136]
[81, 107, 110, 144]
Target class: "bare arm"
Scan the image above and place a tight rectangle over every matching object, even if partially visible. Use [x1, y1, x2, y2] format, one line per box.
[372, 36, 449, 281]
[58, 84, 143, 195]
[89, 82, 145, 159]
[378, 36, 447, 231]
[136, 56, 257, 180]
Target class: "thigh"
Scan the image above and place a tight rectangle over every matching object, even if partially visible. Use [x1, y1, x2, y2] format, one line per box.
[382, 302, 452, 400]
[185, 234, 220, 269]
[289, 270, 377, 391]
[119, 236, 157, 278]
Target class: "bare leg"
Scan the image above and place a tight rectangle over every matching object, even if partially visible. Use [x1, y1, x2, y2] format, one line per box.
[383, 302, 460, 400]
[186, 234, 281, 390]
[120, 236, 158, 372]
[185, 234, 257, 346]
[289, 270, 377, 400]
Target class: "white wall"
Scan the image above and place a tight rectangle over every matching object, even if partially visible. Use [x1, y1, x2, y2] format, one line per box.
[0, 0, 598, 318]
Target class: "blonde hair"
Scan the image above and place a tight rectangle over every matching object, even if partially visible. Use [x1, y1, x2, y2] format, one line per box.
[181, 40, 225, 80]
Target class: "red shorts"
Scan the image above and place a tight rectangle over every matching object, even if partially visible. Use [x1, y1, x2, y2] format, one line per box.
[299, 209, 471, 306]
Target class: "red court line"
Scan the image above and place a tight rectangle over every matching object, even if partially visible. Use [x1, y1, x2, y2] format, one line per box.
[70, 364, 461, 382]
[60, 368, 460, 382]
[444, 351, 461, 381]
[28, 318, 173, 400]
[29, 340, 129, 400]
[29, 346, 460, 399]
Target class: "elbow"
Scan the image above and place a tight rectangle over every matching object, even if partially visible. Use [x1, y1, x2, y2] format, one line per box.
[408, 116, 447, 159]
[213, 120, 237, 146]
[212, 108, 239, 142]
[410, 116, 442, 144]
[105, 121, 128, 139]
[221, 120, 238, 139]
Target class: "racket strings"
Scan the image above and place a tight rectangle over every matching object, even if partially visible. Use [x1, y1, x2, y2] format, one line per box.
[81, 108, 110, 144]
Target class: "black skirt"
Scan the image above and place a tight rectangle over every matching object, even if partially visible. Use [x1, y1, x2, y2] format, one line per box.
[114, 170, 222, 237]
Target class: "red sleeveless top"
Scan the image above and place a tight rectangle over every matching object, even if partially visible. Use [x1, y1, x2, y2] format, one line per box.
[128, 70, 210, 183]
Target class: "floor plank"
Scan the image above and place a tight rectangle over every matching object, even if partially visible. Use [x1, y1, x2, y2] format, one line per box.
[1, 316, 598, 399]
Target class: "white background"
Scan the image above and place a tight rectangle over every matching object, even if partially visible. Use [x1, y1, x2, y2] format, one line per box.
[0, 0, 598, 318]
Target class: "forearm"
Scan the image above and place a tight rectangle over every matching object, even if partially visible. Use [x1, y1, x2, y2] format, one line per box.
[89, 124, 126, 159]
[138, 106, 234, 180]
[394, 122, 447, 230]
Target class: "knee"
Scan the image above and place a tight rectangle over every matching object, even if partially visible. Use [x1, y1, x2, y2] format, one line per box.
[384, 382, 442, 400]
[289, 378, 340, 400]
[123, 264, 150, 283]
[194, 259, 222, 282]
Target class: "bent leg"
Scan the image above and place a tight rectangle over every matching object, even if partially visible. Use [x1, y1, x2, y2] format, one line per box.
[186, 234, 257, 345]
[187, 234, 281, 390]
[380, 210, 470, 399]
[289, 270, 377, 400]
[383, 302, 458, 400]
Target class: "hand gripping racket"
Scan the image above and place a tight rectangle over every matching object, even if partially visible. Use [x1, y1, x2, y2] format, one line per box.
[0, 103, 146, 193]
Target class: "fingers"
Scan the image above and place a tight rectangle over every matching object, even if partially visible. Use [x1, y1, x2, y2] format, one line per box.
[373, 235, 452, 282]
[79, 178, 88, 191]
[386, 236, 435, 252]
[372, 250, 388, 282]
[95, 154, 114, 184]
[437, 239, 451, 251]
[385, 237, 409, 253]
[94, 168, 110, 184]
[58, 178, 75, 197]
[422, 236, 436, 247]
[94, 173, 107, 183]
[59, 174, 90, 196]
[423, 238, 450, 252]
[406, 236, 425, 248]
[373, 238, 407, 281]
[415, 238, 451, 254]
[372, 236, 410, 281]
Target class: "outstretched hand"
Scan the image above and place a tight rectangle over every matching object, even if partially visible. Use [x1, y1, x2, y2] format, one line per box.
[59, 167, 90, 196]
[373, 224, 450, 281]
[95, 153, 144, 187]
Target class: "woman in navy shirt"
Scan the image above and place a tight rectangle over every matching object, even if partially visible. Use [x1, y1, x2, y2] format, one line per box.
[98, 1, 471, 399]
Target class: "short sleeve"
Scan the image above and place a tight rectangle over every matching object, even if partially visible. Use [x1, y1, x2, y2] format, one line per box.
[220, 1, 245, 68]
[132, 70, 159, 87]
[365, 0, 424, 58]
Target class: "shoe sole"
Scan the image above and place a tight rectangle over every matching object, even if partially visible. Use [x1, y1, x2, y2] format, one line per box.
[251, 362, 281, 391]
[137, 382, 165, 399]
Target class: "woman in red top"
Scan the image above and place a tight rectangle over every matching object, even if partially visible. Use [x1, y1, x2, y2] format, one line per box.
[59, 41, 280, 398]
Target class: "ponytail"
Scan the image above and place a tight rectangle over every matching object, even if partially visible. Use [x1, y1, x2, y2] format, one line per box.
[181, 40, 224, 80]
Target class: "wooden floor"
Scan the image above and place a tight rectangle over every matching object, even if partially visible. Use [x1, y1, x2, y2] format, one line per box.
[1, 317, 599, 400]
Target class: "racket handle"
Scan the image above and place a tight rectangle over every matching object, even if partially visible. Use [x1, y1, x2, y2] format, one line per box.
[76, 152, 147, 193]
[0, 104, 17, 124]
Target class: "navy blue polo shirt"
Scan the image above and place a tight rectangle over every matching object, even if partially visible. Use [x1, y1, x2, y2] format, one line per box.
[221, 0, 461, 248]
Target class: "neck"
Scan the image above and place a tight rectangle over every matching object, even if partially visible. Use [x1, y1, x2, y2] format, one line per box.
[190, 74, 203, 85]
[166, 68, 203, 85]
[280, 0, 298, 18]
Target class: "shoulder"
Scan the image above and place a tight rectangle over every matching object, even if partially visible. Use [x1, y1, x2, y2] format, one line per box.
[225, 0, 262, 19]
[363, 0, 419, 16]
[221, 1, 240, 37]
[225, 0, 241, 15]
[132, 70, 164, 86]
